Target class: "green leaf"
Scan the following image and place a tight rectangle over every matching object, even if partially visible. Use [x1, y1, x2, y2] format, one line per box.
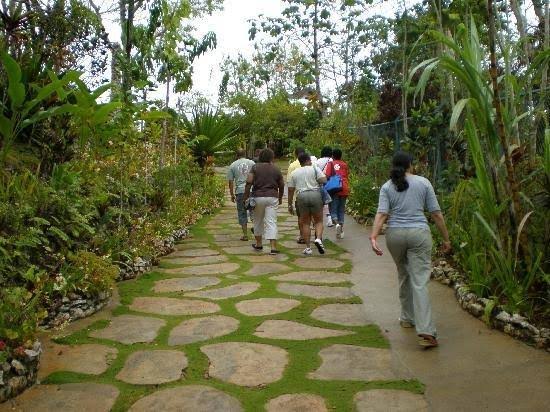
[450, 98, 471, 131]
[0, 114, 13, 139]
[1, 52, 25, 110]
[91, 102, 122, 126]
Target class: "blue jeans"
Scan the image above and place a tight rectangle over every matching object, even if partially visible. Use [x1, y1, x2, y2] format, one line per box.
[330, 195, 347, 224]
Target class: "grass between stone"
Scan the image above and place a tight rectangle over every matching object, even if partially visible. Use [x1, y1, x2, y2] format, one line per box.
[47, 207, 424, 411]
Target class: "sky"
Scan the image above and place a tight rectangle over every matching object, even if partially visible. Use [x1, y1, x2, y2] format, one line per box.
[190, 0, 286, 101]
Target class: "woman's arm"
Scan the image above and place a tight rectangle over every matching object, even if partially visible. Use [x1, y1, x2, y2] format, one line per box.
[370, 212, 389, 255]
[431, 211, 452, 253]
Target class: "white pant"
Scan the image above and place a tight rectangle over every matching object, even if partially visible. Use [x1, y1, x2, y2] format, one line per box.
[253, 197, 279, 240]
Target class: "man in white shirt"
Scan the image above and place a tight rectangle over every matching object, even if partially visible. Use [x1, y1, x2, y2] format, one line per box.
[227, 149, 255, 240]
[287, 153, 327, 255]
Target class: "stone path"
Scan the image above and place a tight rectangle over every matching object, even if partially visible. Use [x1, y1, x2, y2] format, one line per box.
[1, 181, 427, 411]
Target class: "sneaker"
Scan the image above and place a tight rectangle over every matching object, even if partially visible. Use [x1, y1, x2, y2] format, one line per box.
[339, 230, 345, 239]
[335, 224, 342, 239]
[314, 238, 325, 254]
[303, 247, 313, 255]
[326, 215, 334, 227]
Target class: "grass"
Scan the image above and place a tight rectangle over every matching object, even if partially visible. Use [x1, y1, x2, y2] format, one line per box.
[47, 206, 424, 411]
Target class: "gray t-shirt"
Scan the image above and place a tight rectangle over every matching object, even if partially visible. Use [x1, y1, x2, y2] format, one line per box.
[377, 175, 441, 228]
[227, 158, 255, 194]
[288, 165, 326, 194]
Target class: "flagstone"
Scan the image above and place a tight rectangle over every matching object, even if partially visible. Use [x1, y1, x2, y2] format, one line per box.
[214, 234, 237, 241]
[265, 394, 328, 412]
[130, 297, 220, 316]
[162, 254, 229, 266]
[222, 245, 267, 255]
[308, 344, 396, 381]
[174, 242, 210, 250]
[128, 385, 243, 412]
[226, 274, 241, 279]
[185, 282, 260, 300]
[116, 350, 187, 385]
[215, 240, 253, 247]
[166, 248, 220, 257]
[153, 277, 221, 293]
[245, 263, 291, 276]
[354, 390, 429, 411]
[201, 342, 288, 387]
[39, 343, 118, 379]
[270, 271, 351, 284]
[310, 304, 370, 326]
[254, 320, 353, 340]
[173, 262, 240, 275]
[235, 298, 301, 316]
[277, 283, 354, 299]
[293, 257, 345, 269]
[5, 383, 119, 412]
[246, 254, 290, 262]
[168, 315, 240, 345]
[90, 315, 166, 344]
[279, 240, 307, 249]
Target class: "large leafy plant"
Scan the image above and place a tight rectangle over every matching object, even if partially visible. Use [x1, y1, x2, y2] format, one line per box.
[182, 105, 238, 167]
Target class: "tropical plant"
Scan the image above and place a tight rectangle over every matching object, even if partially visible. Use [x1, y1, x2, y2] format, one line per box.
[182, 106, 238, 167]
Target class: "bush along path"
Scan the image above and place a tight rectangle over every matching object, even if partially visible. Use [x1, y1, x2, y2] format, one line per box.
[1, 193, 427, 412]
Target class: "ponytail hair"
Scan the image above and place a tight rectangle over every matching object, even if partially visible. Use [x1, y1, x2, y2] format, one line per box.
[390, 151, 413, 192]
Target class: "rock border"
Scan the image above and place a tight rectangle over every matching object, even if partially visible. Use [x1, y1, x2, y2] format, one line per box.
[119, 228, 190, 280]
[432, 260, 549, 352]
[0, 341, 41, 403]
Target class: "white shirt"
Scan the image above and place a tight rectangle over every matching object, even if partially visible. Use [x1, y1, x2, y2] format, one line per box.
[288, 165, 326, 194]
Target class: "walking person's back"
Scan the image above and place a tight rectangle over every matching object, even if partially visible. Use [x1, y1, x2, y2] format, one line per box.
[370, 151, 451, 348]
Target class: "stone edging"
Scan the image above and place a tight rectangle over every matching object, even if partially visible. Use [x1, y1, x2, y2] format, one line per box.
[0, 341, 41, 403]
[432, 260, 550, 352]
[42, 227, 190, 329]
[118, 228, 189, 280]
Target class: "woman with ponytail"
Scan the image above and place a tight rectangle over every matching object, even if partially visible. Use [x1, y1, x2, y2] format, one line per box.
[370, 151, 451, 348]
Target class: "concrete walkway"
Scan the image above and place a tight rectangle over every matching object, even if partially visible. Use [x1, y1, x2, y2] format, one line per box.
[325, 216, 550, 411]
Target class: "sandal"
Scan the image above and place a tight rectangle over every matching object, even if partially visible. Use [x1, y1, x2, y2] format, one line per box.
[418, 334, 438, 348]
[269, 249, 280, 255]
[240, 236, 249, 241]
[296, 238, 306, 244]
[251, 244, 263, 251]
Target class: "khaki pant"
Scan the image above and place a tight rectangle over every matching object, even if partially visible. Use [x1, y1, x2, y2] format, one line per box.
[253, 197, 279, 240]
[385, 227, 436, 336]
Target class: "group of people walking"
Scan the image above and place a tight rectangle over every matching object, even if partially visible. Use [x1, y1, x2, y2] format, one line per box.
[227, 147, 451, 348]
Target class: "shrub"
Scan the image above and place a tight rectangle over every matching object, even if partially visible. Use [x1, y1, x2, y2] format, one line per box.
[348, 174, 379, 219]
[58, 251, 118, 297]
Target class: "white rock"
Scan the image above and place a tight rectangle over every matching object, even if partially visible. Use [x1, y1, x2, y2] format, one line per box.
[24, 349, 40, 362]
[11, 360, 26, 376]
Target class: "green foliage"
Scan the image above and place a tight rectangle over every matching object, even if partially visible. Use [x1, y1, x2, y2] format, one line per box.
[60, 251, 118, 297]
[348, 174, 379, 219]
[0, 284, 47, 346]
[183, 106, 238, 167]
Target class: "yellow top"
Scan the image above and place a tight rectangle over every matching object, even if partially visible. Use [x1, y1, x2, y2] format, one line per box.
[287, 159, 301, 181]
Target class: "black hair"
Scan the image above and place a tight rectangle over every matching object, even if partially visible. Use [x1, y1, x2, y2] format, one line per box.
[259, 148, 275, 163]
[390, 151, 413, 192]
[332, 148, 342, 160]
[298, 152, 311, 166]
[294, 147, 305, 157]
[320, 146, 333, 158]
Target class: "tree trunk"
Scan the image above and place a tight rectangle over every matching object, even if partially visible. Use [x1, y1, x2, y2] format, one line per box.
[312, 0, 324, 117]
[401, 5, 408, 135]
[487, 0, 524, 254]
[160, 71, 171, 169]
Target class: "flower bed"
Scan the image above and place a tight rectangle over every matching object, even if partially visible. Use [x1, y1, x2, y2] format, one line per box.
[0, 341, 41, 403]
[432, 260, 550, 352]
